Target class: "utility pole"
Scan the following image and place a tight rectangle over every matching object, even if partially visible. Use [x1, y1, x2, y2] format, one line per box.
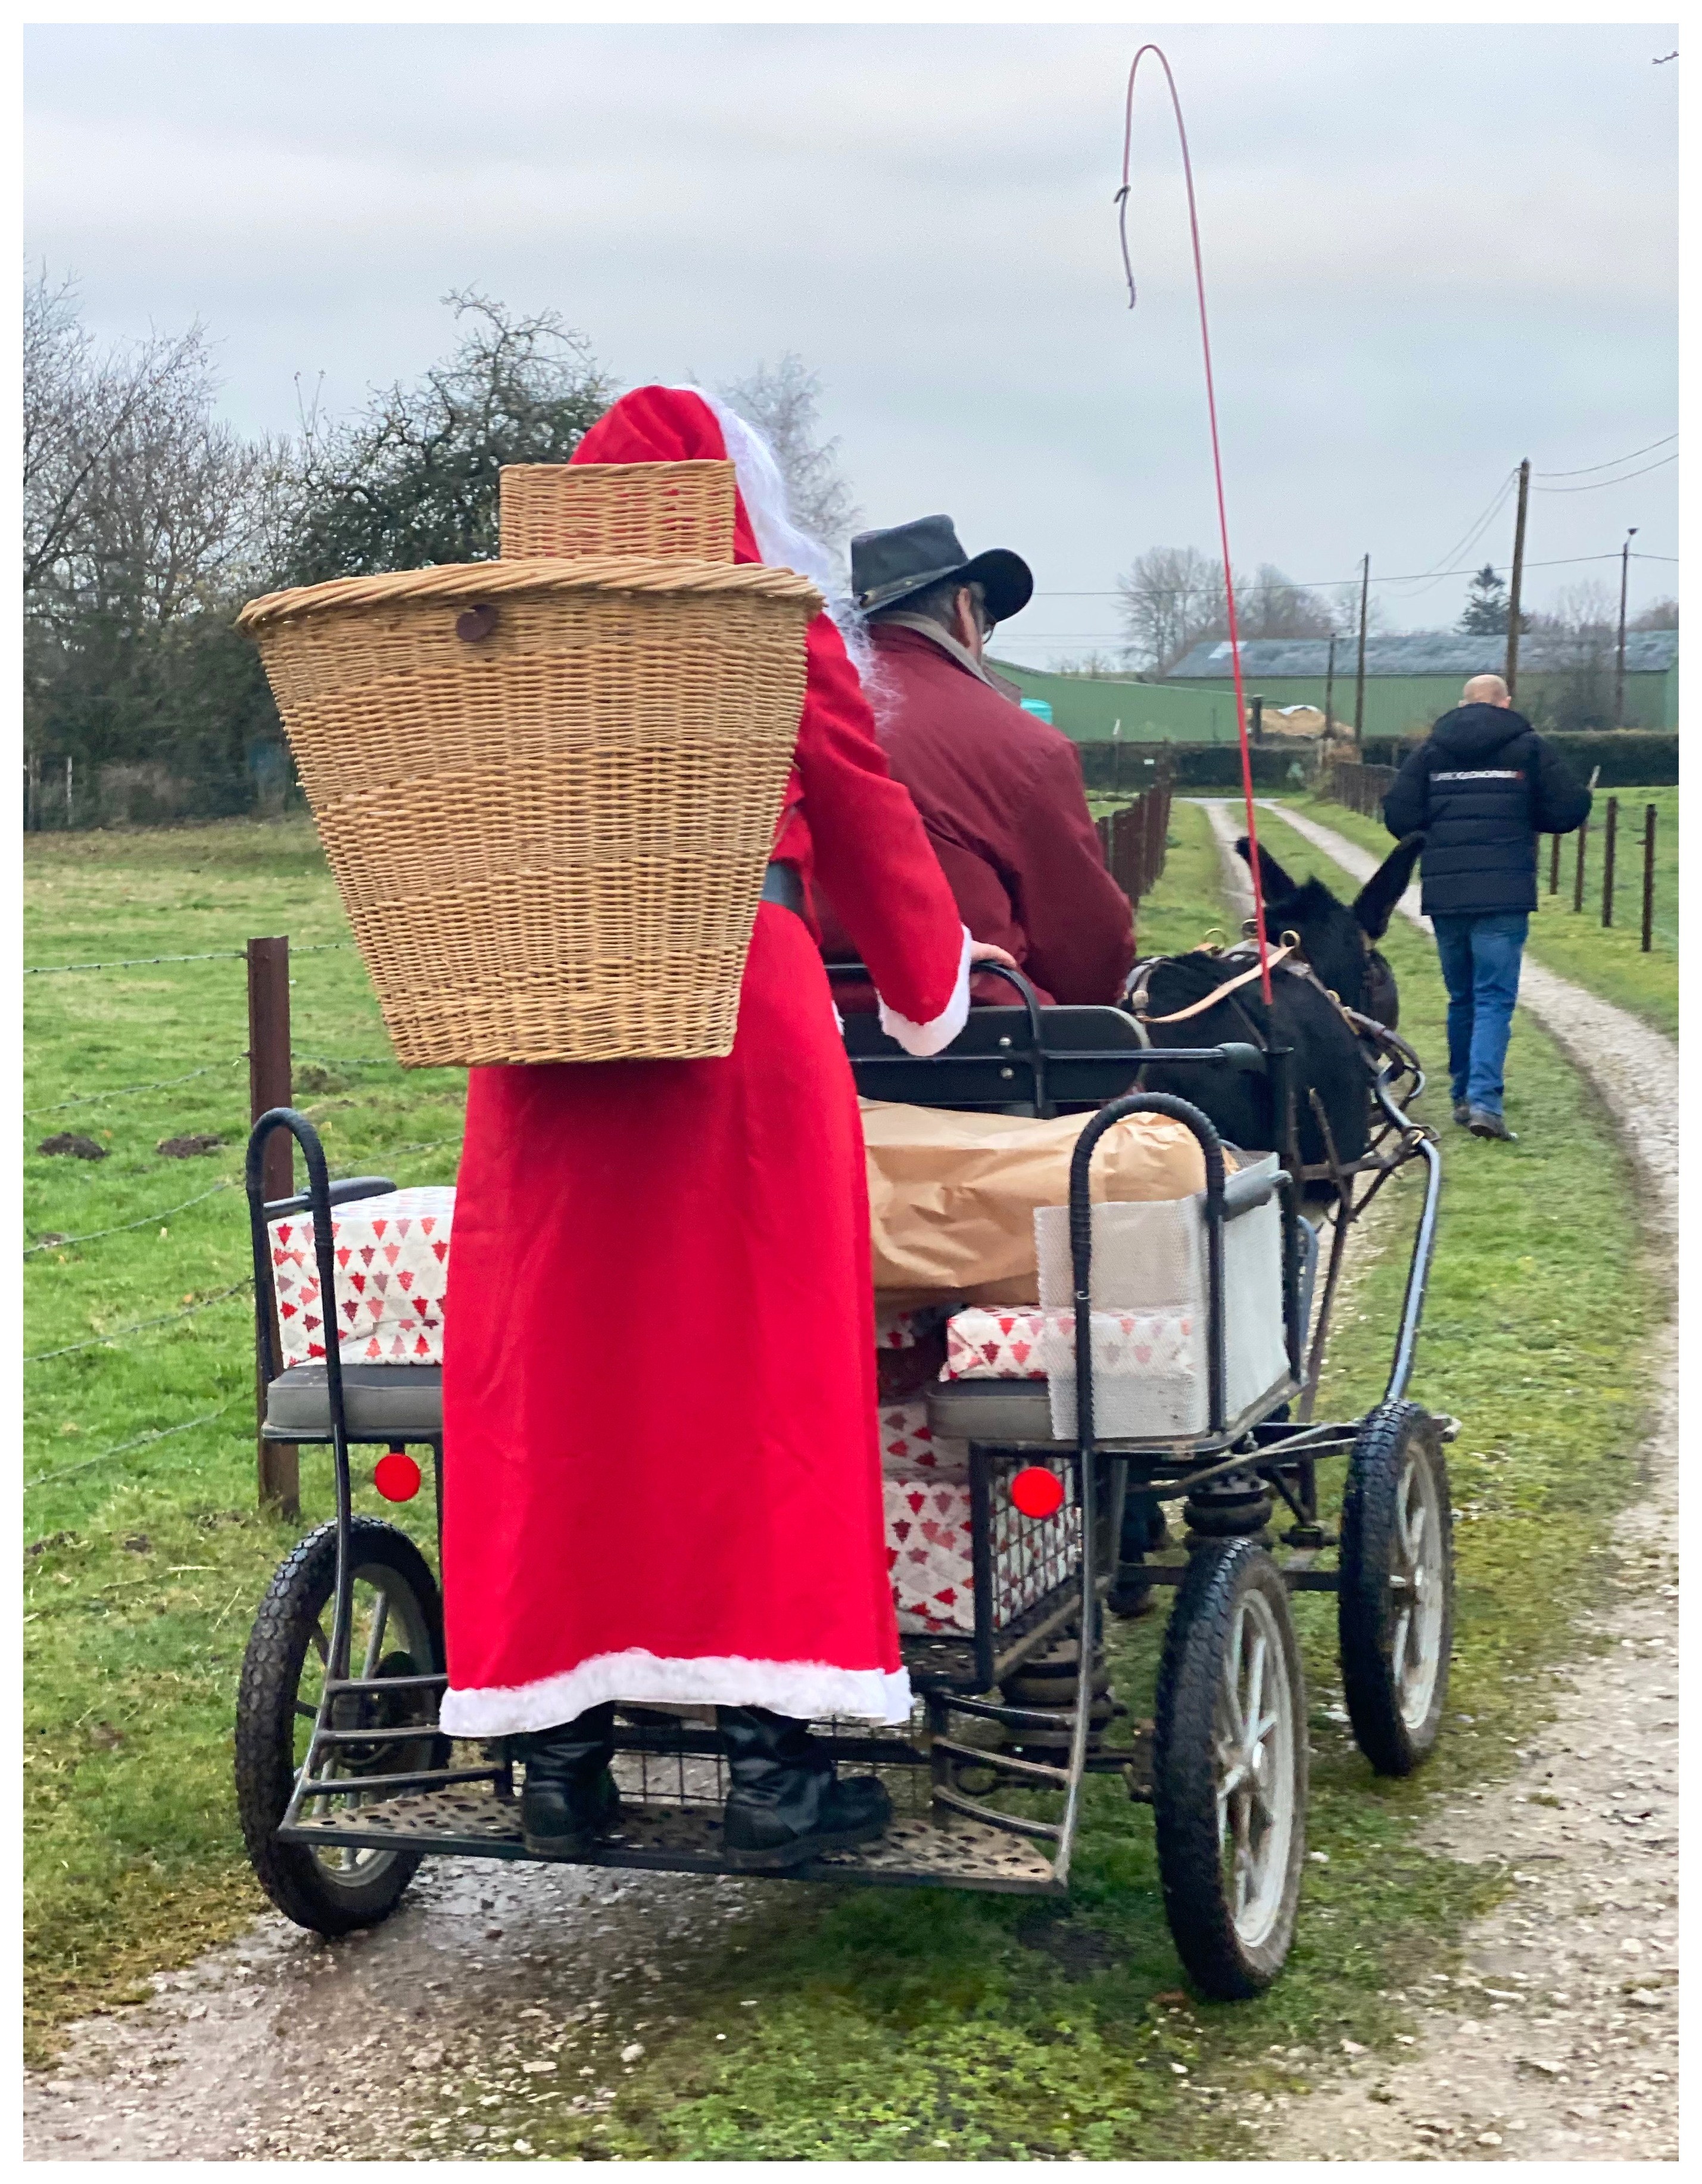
[1352, 555, 1370, 756]
[1504, 459, 1530, 700]
[1614, 527, 1638, 727]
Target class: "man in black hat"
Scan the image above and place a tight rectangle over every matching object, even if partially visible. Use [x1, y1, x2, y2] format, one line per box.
[822, 515, 1134, 1006]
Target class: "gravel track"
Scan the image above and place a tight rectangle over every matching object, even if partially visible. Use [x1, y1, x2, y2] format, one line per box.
[26, 802, 1678, 2160]
[1200, 797, 1679, 2161]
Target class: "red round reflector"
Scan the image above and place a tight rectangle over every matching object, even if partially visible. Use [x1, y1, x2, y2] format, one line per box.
[1010, 1466, 1065, 1519]
[374, 1452, 422, 1503]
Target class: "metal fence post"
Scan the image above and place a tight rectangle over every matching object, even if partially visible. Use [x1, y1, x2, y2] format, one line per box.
[248, 937, 298, 1516]
[1642, 805, 1656, 954]
[1572, 817, 1588, 915]
[1601, 797, 1617, 927]
[1549, 833, 1560, 896]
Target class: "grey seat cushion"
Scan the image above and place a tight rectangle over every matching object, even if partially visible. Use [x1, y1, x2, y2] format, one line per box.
[927, 1378, 1060, 1447]
[264, 1363, 442, 1441]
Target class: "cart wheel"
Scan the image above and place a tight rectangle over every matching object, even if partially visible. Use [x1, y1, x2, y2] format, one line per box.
[235, 1516, 447, 1936]
[1152, 1541, 1307, 2000]
[1338, 1401, 1452, 1777]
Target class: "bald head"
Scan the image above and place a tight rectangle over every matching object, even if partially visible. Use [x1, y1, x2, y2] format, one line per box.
[1464, 674, 1511, 708]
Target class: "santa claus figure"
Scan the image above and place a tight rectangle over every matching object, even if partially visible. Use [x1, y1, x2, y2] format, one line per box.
[438, 384, 1012, 1868]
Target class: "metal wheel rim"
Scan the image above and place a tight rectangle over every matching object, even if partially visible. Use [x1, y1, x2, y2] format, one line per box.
[1213, 1584, 1297, 1952]
[1391, 1445, 1444, 1730]
[295, 1558, 435, 1888]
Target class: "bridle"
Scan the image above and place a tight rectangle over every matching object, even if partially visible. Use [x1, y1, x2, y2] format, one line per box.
[1124, 921, 1392, 1058]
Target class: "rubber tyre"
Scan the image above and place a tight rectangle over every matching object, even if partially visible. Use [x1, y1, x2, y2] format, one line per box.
[1152, 1540, 1307, 2001]
[235, 1516, 445, 1935]
[1338, 1401, 1453, 1777]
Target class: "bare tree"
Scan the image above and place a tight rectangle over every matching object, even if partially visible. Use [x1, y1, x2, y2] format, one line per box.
[716, 353, 859, 550]
[1523, 580, 1618, 730]
[23, 267, 211, 597]
[1630, 596, 1678, 631]
[1116, 549, 1346, 671]
[1238, 563, 1343, 640]
[1115, 546, 1228, 672]
[23, 269, 288, 818]
[285, 291, 615, 580]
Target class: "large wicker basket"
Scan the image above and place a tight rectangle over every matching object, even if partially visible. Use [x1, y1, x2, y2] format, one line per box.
[238, 557, 821, 1066]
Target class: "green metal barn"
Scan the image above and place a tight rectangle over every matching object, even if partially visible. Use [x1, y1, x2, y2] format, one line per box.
[989, 631, 1677, 746]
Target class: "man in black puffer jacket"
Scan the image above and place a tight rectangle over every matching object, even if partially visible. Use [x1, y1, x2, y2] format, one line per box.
[1383, 674, 1590, 1141]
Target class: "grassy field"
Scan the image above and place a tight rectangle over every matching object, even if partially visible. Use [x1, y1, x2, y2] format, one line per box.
[24, 806, 1663, 2161]
[1282, 788, 1678, 1038]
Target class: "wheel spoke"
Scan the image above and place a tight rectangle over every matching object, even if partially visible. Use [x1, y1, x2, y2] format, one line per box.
[361, 1588, 391, 1681]
[1392, 1607, 1413, 1685]
[1220, 1607, 1247, 1741]
[308, 1620, 329, 1666]
[1243, 1633, 1267, 1753]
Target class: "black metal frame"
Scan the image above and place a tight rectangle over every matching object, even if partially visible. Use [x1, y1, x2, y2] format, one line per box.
[239, 959, 1441, 1903]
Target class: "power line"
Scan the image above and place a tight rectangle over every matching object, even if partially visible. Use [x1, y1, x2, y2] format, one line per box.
[1383, 472, 1519, 594]
[1533, 433, 1676, 479]
[1533, 454, 1678, 496]
[1033, 548, 1648, 602]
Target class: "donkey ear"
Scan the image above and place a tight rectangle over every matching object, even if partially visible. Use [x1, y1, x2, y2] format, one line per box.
[1354, 831, 1424, 939]
[1235, 835, 1299, 902]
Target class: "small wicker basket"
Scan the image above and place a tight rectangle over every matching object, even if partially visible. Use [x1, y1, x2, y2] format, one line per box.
[239, 556, 821, 1067]
[500, 459, 736, 561]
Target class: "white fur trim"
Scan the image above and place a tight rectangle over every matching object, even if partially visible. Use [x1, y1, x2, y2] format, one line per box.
[440, 1651, 914, 1739]
[877, 925, 974, 1057]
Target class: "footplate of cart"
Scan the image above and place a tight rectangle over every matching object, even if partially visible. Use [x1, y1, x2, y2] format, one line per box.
[280, 1786, 1062, 1893]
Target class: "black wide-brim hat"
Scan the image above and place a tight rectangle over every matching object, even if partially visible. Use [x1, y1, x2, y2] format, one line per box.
[850, 514, 1033, 625]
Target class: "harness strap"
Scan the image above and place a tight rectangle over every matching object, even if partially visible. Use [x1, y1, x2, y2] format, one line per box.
[1137, 940, 1298, 1026]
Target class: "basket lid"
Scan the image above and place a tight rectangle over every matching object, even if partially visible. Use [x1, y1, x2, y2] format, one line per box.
[237, 555, 822, 634]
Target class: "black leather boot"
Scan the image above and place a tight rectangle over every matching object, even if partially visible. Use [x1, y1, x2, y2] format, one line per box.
[515, 1703, 619, 1859]
[718, 1707, 891, 1870]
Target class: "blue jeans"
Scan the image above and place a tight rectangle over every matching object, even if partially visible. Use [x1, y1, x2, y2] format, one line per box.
[1430, 912, 1528, 1116]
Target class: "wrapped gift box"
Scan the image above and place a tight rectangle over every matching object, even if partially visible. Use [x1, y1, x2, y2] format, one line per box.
[886, 1462, 1080, 1636]
[270, 1187, 455, 1367]
[878, 1395, 968, 1481]
[946, 1304, 1194, 1381]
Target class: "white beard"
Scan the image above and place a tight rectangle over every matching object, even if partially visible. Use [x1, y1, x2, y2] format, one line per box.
[669, 384, 880, 689]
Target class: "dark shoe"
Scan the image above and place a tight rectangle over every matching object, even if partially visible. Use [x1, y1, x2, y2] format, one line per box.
[516, 1704, 619, 1859]
[718, 1706, 892, 1870]
[1467, 1108, 1518, 1142]
[1452, 1099, 1472, 1127]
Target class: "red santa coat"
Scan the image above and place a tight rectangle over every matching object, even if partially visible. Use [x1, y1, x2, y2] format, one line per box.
[438, 390, 971, 1738]
[822, 623, 1134, 1006]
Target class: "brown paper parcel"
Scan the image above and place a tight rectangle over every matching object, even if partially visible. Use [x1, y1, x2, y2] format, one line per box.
[862, 1098, 1236, 1303]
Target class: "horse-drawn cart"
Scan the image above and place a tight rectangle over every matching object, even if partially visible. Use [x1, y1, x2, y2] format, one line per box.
[234, 970, 1451, 2001]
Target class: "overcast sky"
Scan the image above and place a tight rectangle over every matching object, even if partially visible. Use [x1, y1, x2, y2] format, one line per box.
[24, 20, 1678, 665]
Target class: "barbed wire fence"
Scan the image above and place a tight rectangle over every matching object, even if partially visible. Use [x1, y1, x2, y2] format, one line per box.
[24, 934, 462, 1510]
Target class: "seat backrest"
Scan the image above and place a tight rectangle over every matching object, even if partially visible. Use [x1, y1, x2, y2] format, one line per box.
[844, 1004, 1145, 1117]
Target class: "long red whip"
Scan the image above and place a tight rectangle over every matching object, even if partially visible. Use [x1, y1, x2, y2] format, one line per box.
[1117, 43, 1272, 1002]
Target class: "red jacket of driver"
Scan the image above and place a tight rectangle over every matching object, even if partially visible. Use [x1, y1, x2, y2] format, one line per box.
[819, 622, 1134, 1006]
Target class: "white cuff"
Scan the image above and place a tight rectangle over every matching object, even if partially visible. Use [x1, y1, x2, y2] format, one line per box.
[877, 925, 974, 1057]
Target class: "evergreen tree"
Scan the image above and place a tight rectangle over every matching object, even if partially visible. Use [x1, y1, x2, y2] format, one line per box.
[1458, 563, 1530, 637]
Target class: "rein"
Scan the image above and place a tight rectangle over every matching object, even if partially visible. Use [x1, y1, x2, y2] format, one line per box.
[1134, 940, 1298, 1027]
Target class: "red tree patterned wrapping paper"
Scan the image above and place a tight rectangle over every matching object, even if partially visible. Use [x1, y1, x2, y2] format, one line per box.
[269, 1187, 455, 1366]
